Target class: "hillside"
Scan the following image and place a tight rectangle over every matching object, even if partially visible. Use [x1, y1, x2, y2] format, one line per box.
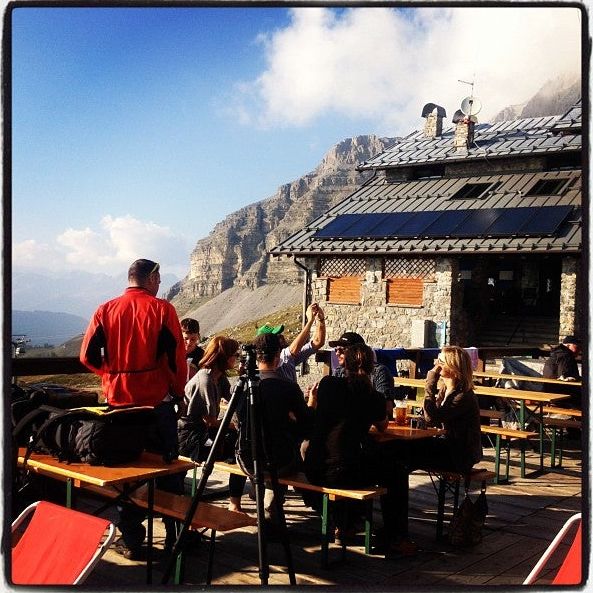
[168, 134, 396, 314]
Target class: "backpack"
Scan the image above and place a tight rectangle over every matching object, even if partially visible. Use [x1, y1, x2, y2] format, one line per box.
[11, 383, 99, 439]
[16, 405, 156, 466]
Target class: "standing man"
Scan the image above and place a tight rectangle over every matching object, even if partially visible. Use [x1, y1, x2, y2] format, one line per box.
[80, 258, 187, 559]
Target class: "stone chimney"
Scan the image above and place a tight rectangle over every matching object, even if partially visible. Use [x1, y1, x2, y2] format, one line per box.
[421, 103, 446, 138]
[452, 109, 475, 151]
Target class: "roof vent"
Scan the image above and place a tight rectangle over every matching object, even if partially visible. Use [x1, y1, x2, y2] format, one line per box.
[421, 103, 446, 138]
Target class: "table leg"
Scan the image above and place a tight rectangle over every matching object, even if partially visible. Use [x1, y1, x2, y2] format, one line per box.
[538, 405, 544, 472]
[146, 480, 154, 584]
[66, 478, 73, 508]
[519, 402, 526, 478]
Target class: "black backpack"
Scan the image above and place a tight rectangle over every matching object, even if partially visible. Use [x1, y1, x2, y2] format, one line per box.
[15, 405, 156, 466]
[11, 383, 99, 438]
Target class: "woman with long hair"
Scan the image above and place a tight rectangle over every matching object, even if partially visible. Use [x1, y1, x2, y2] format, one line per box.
[419, 345, 482, 473]
[303, 343, 390, 545]
[177, 335, 240, 462]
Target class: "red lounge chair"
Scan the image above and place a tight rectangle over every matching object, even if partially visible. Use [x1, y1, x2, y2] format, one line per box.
[11, 500, 116, 585]
[523, 512, 582, 585]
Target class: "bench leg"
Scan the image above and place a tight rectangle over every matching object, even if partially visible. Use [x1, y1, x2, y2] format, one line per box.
[505, 440, 511, 483]
[550, 427, 557, 468]
[494, 435, 502, 484]
[436, 477, 446, 540]
[364, 499, 373, 555]
[558, 428, 564, 467]
[206, 529, 217, 585]
[321, 494, 330, 569]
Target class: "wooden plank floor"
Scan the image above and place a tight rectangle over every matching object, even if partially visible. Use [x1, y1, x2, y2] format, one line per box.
[80, 438, 584, 588]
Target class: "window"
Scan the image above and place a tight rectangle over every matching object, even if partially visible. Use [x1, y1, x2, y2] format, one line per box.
[327, 277, 362, 304]
[384, 258, 435, 306]
[386, 278, 424, 306]
[449, 181, 499, 200]
[319, 257, 365, 304]
[526, 178, 569, 196]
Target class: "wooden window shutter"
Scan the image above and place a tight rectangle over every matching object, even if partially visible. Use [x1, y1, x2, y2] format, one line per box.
[387, 277, 424, 306]
[328, 276, 361, 304]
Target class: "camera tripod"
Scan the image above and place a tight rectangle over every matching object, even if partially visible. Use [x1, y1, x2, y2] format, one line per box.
[161, 365, 297, 585]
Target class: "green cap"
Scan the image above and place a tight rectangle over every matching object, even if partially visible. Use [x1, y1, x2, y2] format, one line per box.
[256, 323, 285, 336]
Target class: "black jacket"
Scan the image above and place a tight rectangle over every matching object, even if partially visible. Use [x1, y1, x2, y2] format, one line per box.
[543, 344, 580, 381]
[423, 370, 483, 473]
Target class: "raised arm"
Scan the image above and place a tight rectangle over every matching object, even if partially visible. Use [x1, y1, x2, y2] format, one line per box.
[288, 303, 317, 357]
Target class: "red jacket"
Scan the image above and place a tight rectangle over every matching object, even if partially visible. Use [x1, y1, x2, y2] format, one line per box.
[80, 287, 187, 407]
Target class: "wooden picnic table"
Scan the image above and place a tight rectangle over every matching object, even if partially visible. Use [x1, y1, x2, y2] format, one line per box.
[17, 448, 194, 583]
[473, 370, 581, 387]
[393, 377, 571, 475]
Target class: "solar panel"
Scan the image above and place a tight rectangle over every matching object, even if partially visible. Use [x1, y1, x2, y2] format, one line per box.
[519, 205, 573, 235]
[486, 207, 535, 236]
[450, 209, 503, 237]
[366, 212, 415, 237]
[342, 212, 391, 236]
[312, 206, 573, 239]
[314, 214, 360, 237]
[378, 210, 442, 238]
[422, 210, 470, 236]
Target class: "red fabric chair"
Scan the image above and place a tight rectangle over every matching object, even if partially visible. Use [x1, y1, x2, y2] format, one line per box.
[11, 500, 116, 585]
[523, 512, 582, 585]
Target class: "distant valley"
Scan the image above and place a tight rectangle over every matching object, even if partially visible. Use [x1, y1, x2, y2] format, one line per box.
[12, 310, 89, 347]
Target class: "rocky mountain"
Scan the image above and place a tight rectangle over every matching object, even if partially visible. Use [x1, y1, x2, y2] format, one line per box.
[491, 74, 580, 122]
[168, 135, 397, 312]
[170, 75, 581, 317]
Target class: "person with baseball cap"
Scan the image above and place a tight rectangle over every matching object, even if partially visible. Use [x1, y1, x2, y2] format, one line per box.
[256, 303, 326, 383]
[543, 335, 582, 408]
[328, 331, 397, 417]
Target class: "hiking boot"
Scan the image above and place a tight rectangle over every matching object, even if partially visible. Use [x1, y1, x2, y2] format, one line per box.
[113, 538, 145, 561]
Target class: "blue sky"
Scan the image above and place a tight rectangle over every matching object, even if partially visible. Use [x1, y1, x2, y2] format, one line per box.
[10, 5, 582, 281]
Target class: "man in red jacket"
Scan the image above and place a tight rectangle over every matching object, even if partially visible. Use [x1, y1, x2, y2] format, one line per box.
[80, 258, 187, 559]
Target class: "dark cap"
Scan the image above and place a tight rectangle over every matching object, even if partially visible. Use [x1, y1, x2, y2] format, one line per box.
[328, 332, 365, 348]
[562, 335, 581, 345]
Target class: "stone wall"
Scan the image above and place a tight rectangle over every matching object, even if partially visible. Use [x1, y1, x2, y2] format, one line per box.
[309, 256, 456, 349]
[559, 256, 579, 340]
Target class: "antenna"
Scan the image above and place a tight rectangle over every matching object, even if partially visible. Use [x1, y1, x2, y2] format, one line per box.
[460, 96, 482, 117]
[458, 77, 481, 118]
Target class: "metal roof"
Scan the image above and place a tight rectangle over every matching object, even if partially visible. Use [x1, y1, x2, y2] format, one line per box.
[358, 104, 582, 170]
[272, 102, 582, 258]
[271, 169, 581, 256]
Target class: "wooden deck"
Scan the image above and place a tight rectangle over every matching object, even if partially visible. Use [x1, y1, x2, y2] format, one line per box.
[69, 436, 585, 588]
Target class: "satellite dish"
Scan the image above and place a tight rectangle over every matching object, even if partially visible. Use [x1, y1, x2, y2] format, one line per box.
[460, 95, 482, 117]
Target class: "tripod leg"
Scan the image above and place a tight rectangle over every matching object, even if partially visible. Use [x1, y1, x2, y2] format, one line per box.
[161, 376, 246, 584]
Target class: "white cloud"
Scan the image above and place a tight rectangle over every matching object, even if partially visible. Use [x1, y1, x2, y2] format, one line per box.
[234, 6, 582, 134]
[13, 215, 189, 278]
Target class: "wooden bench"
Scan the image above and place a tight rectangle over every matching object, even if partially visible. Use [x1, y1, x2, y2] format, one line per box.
[213, 460, 387, 567]
[418, 468, 496, 540]
[480, 425, 538, 483]
[527, 406, 582, 468]
[82, 483, 256, 584]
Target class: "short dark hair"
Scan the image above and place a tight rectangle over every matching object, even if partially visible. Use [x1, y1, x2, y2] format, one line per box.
[254, 333, 281, 363]
[181, 318, 200, 333]
[128, 259, 160, 281]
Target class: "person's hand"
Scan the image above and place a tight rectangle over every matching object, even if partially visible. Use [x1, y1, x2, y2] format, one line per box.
[306, 382, 318, 407]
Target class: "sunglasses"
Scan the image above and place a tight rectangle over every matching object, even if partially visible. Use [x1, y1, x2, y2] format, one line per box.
[334, 346, 346, 354]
